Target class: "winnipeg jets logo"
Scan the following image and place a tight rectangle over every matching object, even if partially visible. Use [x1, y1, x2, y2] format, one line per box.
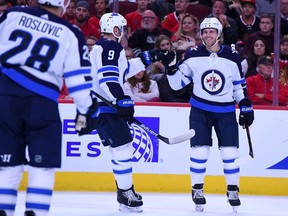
[202, 70, 225, 95]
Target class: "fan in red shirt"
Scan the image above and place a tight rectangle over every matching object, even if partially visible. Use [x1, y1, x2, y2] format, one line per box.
[162, 0, 189, 34]
[246, 55, 287, 106]
[70, 1, 100, 39]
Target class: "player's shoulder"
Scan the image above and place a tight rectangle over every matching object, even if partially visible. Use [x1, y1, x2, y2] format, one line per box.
[183, 45, 207, 59]
[219, 45, 241, 63]
[97, 38, 123, 52]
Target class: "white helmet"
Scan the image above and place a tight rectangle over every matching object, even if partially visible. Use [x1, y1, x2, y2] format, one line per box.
[100, 12, 127, 42]
[38, 0, 70, 16]
[200, 17, 223, 37]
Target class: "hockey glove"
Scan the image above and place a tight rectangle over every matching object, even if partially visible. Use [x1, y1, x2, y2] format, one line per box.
[139, 49, 168, 66]
[163, 51, 178, 75]
[75, 98, 98, 136]
[116, 95, 135, 124]
[238, 98, 254, 127]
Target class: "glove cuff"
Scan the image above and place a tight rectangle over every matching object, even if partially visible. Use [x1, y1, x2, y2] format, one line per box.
[117, 96, 134, 107]
[140, 51, 152, 66]
[239, 98, 253, 113]
[165, 65, 178, 76]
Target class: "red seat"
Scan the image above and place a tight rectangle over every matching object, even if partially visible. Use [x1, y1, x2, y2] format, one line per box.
[186, 4, 211, 21]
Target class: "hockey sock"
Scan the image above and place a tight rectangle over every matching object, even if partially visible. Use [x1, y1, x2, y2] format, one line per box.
[25, 166, 55, 216]
[221, 147, 240, 186]
[190, 146, 209, 186]
[0, 165, 24, 216]
[110, 143, 133, 190]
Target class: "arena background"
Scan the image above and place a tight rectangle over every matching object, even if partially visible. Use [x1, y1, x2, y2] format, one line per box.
[19, 101, 288, 196]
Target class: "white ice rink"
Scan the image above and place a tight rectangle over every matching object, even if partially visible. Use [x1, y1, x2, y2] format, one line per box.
[14, 192, 288, 216]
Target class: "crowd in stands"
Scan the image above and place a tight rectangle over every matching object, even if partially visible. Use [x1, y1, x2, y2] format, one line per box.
[2, 0, 288, 106]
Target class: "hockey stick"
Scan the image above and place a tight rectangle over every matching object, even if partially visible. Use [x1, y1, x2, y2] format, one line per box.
[90, 91, 195, 145]
[234, 125, 254, 166]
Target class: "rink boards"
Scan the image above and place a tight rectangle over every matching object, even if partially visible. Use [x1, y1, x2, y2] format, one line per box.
[19, 102, 288, 195]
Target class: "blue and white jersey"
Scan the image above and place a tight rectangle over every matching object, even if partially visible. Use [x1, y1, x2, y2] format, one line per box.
[0, 6, 92, 114]
[90, 37, 144, 104]
[167, 45, 246, 113]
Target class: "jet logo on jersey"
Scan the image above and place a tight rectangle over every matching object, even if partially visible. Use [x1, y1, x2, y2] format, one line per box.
[1, 154, 12, 163]
[129, 117, 159, 162]
[202, 70, 225, 95]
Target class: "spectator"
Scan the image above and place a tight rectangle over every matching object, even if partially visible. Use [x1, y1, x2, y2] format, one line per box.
[246, 55, 287, 106]
[243, 13, 277, 57]
[242, 38, 271, 78]
[255, 0, 276, 17]
[235, 0, 260, 44]
[0, 0, 8, 17]
[88, 0, 110, 37]
[207, 0, 238, 45]
[62, 0, 76, 21]
[15, 0, 26, 5]
[125, 0, 149, 37]
[123, 63, 160, 102]
[171, 13, 199, 55]
[128, 9, 172, 57]
[148, 0, 175, 22]
[281, 0, 288, 36]
[162, 0, 189, 34]
[86, 35, 98, 53]
[93, 0, 110, 19]
[70, 1, 100, 39]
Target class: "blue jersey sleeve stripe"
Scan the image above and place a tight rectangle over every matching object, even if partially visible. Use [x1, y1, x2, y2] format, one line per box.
[99, 77, 118, 84]
[63, 69, 91, 78]
[68, 83, 92, 93]
[233, 79, 245, 85]
[98, 66, 119, 73]
[2, 68, 59, 102]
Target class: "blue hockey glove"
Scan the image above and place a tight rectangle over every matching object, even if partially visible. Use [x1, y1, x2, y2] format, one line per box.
[75, 98, 98, 136]
[238, 98, 254, 127]
[139, 49, 168, 66]
[116, 95, 134, 124]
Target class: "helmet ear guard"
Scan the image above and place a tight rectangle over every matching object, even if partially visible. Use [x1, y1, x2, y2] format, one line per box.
[100, 12, 127, 42]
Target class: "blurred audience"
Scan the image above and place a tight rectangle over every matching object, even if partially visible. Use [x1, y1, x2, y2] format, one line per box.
[171, 13, 199, 55]
[125, 0, 149, 37]
[128, 10, 172, 57]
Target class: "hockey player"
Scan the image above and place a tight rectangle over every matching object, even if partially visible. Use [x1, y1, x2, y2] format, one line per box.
[0, 1, 96, 215]
[89, 12, 168, 213]
[164, 17, 254, 212]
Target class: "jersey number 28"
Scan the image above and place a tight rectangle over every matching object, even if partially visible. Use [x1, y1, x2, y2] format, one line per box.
[1, 29, 58, 72]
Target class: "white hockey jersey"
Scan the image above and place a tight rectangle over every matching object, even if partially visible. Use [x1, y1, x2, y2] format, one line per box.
[167, 45, 247, 113]
[89, 37, 145, 105]
[0, 6, 92, 114]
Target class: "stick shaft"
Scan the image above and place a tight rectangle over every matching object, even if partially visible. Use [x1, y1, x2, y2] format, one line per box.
[245, 126, 254, 158]
[90, 91, 171, 143]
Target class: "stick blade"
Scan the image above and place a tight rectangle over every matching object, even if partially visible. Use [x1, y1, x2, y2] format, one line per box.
[168, 129, 195, 144]
[234, 155, 253, 166]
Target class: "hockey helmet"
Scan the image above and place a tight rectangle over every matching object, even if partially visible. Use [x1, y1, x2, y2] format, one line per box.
[38, 0, 70, 16]
[200, 17, 223, 37]
[100, 12, 127, 41]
